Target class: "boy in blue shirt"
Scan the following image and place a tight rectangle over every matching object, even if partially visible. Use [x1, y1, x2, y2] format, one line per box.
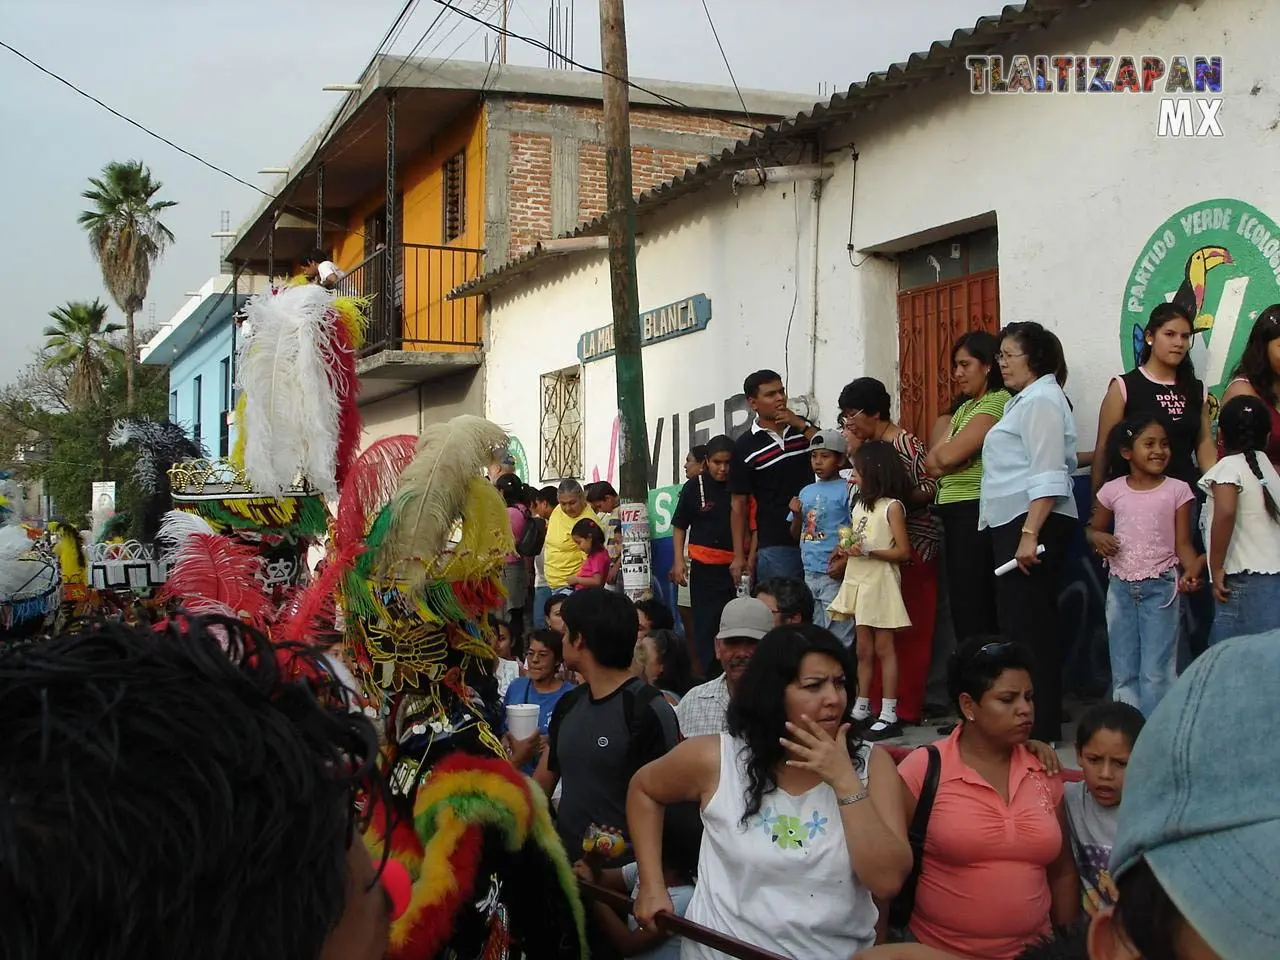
[788, 431, 854, 647]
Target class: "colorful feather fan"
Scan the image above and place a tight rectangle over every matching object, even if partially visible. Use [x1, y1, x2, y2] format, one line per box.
[161, 529, 271, 625]
[379, 416, 509, 586]
[364, 752, 587, 960]
[237, 284, 369, 497]
[238, 284, 341, 495]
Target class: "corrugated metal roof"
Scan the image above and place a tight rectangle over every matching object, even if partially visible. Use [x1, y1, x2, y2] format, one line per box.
[450, 0, 1091, 300]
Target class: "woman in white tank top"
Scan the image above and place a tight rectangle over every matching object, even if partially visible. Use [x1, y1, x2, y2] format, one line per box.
[627, 624, 912, 959]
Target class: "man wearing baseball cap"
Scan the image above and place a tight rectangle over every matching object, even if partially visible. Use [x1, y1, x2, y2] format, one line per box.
[1089, 630, 1280, 959]
[788, 430, 853, 647]
[675, 597, 774, 738]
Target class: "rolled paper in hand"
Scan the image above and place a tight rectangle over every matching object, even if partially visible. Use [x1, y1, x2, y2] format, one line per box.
[994, 544, 1046, 576]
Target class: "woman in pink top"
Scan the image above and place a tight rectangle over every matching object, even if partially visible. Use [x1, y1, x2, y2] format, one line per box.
[895, 637, 1078, 959]
[496, 474, 531, 643]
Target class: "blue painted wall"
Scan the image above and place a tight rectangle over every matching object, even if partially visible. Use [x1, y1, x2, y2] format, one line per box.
[169, 321, 236, 458]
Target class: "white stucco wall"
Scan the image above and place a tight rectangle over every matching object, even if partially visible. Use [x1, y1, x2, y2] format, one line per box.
[486, 0, 1280, 480]
[485, 178, 893, 491]
[838, 0, 1280, 448]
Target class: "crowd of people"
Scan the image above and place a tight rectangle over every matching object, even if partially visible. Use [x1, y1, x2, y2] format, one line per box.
[4, 305, 1280, 960]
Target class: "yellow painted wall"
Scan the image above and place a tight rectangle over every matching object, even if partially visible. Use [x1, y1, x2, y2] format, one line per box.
[334, 102, 487, 352]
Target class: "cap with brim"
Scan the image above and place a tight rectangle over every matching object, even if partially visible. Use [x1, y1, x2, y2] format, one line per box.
[715, 597, 774, 642]
[809, 431, 848, 455]
[1109, 631, 1280, 958]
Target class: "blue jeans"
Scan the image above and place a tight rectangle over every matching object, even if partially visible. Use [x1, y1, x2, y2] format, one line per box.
[531, 585, 552, 629]
[756, 545, 804, 584]
[1106, 569, 1180, 717]
[1208, 572, 1280, 646]
[805, 570, 854, 648]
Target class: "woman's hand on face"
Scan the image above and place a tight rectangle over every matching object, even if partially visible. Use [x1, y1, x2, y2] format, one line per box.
[633, 883, 675, 930]
[781, 715, 859, 793]
[1015, 532, 1041, 574]
[1025, 739, 1061, 776]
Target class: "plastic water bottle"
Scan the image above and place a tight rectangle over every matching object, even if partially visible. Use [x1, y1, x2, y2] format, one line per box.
[737, 573, 751, 598]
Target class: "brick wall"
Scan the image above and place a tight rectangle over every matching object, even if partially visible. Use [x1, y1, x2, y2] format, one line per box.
[503, 97, 757, 261]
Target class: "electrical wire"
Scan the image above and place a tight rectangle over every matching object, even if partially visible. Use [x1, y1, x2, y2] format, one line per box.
[698, 0, 754, 131]
[424, 0, 764, 133]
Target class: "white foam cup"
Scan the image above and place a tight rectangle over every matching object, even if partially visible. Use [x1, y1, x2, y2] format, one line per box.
[506, 703, 541, 741]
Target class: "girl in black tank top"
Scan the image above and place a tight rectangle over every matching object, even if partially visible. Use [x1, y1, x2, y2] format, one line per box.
[1092, 304, 1214, 494]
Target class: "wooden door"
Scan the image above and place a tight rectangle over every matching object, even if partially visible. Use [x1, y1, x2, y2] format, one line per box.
[896, 269, 1000, 440]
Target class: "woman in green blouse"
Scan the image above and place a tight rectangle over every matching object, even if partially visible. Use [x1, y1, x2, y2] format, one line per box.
[926, 331, 1011, 644]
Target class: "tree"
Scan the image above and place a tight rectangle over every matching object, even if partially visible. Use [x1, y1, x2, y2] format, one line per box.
[78, 160, 177, 411]
[42, 299, 123, 410]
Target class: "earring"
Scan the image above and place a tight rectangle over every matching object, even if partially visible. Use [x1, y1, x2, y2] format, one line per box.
[965, 714, 974, 722]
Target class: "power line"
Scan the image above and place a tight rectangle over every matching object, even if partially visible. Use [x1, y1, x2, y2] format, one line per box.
[698, 0, 754, 130]
[424, 0, 764, 133]
[0, 38, 276, 201]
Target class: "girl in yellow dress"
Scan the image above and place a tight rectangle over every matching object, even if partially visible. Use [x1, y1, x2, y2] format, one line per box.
[829, 441, 912, 740]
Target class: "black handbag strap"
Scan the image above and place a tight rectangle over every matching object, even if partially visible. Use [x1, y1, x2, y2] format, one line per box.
[888, 744, 941, 931]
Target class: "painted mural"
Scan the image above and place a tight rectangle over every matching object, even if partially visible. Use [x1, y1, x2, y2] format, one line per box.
[1121, 198, 1280, 414]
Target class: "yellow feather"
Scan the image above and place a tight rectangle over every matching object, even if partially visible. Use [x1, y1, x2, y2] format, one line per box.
[439, 478, 514, 581]
[230, 394, 248, 469]
[379, 416, 508, 586]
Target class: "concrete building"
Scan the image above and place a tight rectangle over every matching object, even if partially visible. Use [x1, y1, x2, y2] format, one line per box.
[141, 274, 269, 457]
[222, 57, 815, 446]
[461, 0, 1272, 503]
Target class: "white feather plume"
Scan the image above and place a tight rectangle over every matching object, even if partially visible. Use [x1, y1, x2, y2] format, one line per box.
[237, 284, 343, 495]
[0, 525, 57, 601]
[156, 510, 216, 558]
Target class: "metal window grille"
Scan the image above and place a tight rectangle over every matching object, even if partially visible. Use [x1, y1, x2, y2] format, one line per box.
[192, 375, 203, 449]
[443, 151, 466, 243]
[540, 367, 582, 480]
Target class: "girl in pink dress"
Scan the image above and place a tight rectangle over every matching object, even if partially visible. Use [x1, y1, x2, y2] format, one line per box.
[568, 518, 610, 590]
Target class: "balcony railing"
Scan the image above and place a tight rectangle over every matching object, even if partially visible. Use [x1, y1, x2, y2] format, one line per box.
[336, 242, 485, 356]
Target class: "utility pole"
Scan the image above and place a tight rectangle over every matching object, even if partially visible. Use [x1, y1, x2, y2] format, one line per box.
[599, 0, 651, 599]
[500, 0, 509, 64]
[599, 0, 648, 504]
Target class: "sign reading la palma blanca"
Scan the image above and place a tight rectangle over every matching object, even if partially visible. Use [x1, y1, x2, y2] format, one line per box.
[577, 294, 711, 363]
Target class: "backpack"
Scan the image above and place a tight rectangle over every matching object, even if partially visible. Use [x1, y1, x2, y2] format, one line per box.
[515, 510, 546, 557]
[547, 677, 674, 779]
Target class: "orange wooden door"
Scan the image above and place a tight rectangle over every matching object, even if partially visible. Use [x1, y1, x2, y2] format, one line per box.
[896, 269, 1000, 440]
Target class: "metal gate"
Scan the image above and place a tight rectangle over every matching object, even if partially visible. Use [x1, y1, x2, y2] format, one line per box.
[896, 268, 1000, 440]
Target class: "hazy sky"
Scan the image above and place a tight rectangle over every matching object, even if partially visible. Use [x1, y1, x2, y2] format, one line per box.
[0, 0, 998, 384]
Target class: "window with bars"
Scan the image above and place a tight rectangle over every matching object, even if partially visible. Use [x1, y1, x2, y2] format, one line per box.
[443, 151, 466, 243]
[540, 367, 583, 481]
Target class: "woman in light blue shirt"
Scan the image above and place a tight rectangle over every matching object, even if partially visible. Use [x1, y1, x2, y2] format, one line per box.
[980, 321, 1078, 742]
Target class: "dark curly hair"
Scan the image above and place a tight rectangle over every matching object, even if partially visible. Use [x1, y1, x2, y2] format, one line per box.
[0, 615, 386, 960]
[727, 624, 862, 825]
[644, 628, 695, 696]
[1229, 304, 1280, 406]
[1216, 393, 1280, 522]
[948, 634, 1036, 715]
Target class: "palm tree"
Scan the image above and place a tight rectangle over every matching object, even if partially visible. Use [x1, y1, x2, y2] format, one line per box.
[42, 300, 124, 410]
[78, 160, 177, 410]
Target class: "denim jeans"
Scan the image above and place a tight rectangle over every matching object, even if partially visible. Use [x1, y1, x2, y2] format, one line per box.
[805, 570, 855, 648]
[756, 545, 804, 584]
[1106, 569, 1180, 717]
[1208, 572, 1280, 646]
[531, 585, 552, 629]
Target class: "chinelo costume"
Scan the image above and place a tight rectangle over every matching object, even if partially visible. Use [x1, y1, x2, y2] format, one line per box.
[162, 277, 585, 960]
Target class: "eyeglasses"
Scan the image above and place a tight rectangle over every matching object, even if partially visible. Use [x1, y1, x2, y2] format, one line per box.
[527, 650, 555, 661]
[837, 411, 863, 429]
[972, 640, 1016, 661]
[997, 351, 1025, 363]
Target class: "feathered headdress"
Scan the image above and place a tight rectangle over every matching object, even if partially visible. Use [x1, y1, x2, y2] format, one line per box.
[109, 417, 204, 542]
[236, 283, 367, 496]
[158, 510, 272, 625]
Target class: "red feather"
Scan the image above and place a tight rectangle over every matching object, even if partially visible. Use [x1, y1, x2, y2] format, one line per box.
[277, 541, 361, 642]
[329, 315, 364, 489]
[160, 532, 271, 626]
[336, 434, 417, 550]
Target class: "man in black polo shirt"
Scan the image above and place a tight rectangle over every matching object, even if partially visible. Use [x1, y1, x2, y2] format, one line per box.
[729, 370, 817, 586]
